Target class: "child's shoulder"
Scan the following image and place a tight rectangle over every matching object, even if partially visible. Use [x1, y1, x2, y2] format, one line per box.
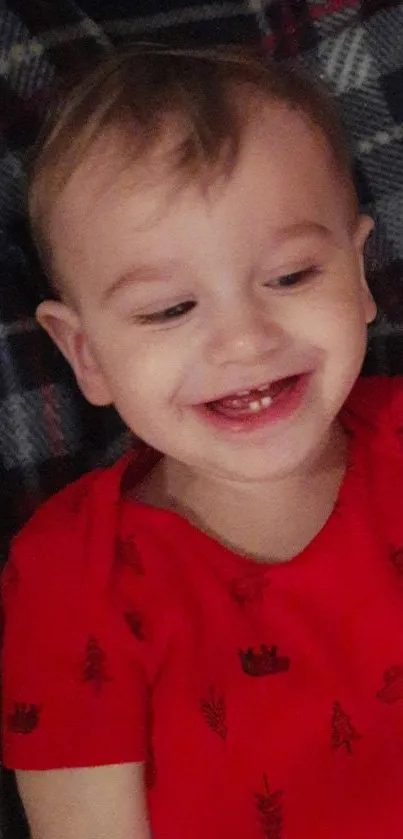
[18, 455, 125, 535]
[348, 374, 398, 406]
[343, 375, 403, 454]
[5, 448, 191, 602]
[346, 375, 403, 424]
[8, 454, 130, 586]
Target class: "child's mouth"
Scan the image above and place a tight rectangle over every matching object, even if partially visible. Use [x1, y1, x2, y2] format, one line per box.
[195, 373, 310, 433]
[206, 375, 300, 419]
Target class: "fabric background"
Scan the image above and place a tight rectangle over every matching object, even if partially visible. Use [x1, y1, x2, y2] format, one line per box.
[1, 2, 403, 835]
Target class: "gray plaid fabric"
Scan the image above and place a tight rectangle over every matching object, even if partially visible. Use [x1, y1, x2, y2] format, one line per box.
[1, 2, 403, 837]
[1, 1, 403, 560]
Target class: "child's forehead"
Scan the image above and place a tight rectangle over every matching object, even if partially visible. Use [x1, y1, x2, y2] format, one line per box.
[52, 106, 354, 304]
[48, 100, 353, 297]
[58, 101, 340, 217]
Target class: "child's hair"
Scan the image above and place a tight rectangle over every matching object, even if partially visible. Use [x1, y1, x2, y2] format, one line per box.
[29, 44, 357, 286]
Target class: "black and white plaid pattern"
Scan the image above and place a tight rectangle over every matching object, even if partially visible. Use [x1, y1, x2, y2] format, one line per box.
[1, 3, 403, 834]
[1, 0, 403, 559]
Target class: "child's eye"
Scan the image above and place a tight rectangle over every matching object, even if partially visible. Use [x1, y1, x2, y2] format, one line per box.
[267, 267, 319, 288]
[136, 300, 196, 325]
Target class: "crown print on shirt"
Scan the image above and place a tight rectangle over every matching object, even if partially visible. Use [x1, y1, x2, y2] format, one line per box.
[229, 574, 270, 606]
[7, 702, 41, 734]
[238, 645, 290, 677]
[377, 665, 403, 703]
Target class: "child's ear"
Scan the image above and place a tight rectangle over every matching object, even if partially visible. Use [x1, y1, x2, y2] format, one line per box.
[36, 300, 112, 406]
[354, 214, 374, 253]
[353, 214, 377, 325]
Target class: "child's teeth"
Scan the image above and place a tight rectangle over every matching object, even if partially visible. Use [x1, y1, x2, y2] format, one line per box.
[249, 400, 261, 412]
[246, 396, 273, 412]
[211, 386, 277, 415]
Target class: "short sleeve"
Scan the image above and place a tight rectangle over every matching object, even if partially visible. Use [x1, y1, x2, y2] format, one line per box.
[1, 465, 148, 770]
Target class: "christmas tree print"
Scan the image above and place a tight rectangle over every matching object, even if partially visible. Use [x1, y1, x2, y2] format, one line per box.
[115, 536, 144, 574]
[200, 687, 227, 740]
[8, 702, 41, 734]
[255, 774, 283, 839]
[124, 610, 145, 641]
[229, 574, 269, 606]
[82, 636, 112, 693]
[390, 546, 403, 575]
[331, 701, 360, 754]
[377, 665, 403, 703]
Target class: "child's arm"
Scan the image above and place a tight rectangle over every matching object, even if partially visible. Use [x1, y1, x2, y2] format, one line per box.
[2, 469, 155, 835]
[16, 763, 151, 839]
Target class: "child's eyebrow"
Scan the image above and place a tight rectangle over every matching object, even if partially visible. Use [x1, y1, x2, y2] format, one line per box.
[102, 262, 180, 303]
[271, 221, 333, 246]
[102, 222, 333, 303]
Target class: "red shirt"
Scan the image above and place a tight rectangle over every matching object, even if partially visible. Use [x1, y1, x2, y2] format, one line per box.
[4, 376, 403, 839]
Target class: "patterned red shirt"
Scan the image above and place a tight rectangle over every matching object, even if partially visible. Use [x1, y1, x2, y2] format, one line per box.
[4, 376, 403, 839]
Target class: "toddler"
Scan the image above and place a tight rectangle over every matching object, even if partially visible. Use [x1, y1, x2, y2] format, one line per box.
[3, 45, 403, 839]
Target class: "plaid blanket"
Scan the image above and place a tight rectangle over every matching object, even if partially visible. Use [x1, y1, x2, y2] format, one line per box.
[1, 1, 403, 836]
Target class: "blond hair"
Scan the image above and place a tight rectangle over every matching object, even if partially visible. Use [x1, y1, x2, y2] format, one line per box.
[29, 44, 356, 284]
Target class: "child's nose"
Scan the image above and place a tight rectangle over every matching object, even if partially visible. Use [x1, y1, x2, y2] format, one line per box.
[207, 300, 284, 366]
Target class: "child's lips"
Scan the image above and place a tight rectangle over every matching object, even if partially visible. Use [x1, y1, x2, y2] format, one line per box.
[193, 372, 311, 431]
[207, 375, 299, 418]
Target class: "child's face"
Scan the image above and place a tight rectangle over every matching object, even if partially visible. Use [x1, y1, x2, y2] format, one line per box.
[39, 102, 375, 484]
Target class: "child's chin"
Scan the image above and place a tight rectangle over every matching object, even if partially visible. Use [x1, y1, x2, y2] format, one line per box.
[209, 448, 311, 484]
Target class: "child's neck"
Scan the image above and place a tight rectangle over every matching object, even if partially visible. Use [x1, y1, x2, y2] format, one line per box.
[144, 422, 348, 564]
